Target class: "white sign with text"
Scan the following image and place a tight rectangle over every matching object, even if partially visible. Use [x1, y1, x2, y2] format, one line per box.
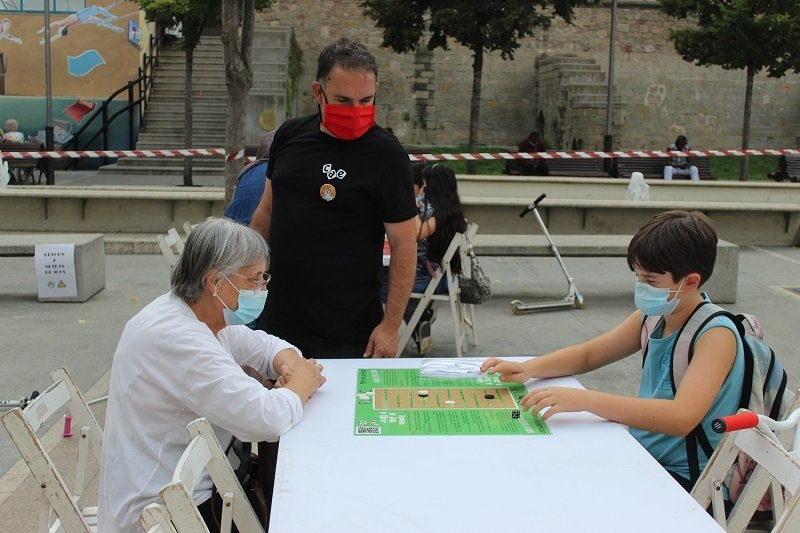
[35, 244, 78, 298]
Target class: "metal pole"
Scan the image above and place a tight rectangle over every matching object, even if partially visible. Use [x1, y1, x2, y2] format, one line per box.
[43, 0, 55, 184]
[604, 0, 617, 154]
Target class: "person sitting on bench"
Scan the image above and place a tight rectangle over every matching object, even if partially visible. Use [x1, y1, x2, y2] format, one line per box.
[663, 135, 699, 181]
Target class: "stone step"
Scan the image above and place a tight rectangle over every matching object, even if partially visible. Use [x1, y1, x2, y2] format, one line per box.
[141, 126, 225, 135]
[145, 102, 228, 111]
[136, 136, 225, 148]
[104, 233, 162, 255]
[97, 163, 226, 178]
[149, 88, 228, 98]
[115, 156, 224, 168]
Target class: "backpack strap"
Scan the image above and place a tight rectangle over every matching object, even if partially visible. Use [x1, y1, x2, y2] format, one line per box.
[640, 315, 663, 366]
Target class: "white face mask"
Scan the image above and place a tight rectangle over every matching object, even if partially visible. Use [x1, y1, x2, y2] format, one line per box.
[634, 277, 685, 316]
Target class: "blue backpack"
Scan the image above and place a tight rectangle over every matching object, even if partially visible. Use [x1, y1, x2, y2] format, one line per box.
[640, 301, 794, 498]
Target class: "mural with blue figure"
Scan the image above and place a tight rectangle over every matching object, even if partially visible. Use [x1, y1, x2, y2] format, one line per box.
[37, 1, 137, 44]
[67, 50, 107, 77]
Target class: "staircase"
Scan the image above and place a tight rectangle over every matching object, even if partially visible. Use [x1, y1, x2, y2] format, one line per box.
[99, 38, 228, 179]
[535, 55, 627, 150]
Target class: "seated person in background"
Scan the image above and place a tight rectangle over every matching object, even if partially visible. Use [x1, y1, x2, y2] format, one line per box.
[97, 217, 326, 533]
[224, 129, 276, 225]
[386, 163, 467, 354]
[515, 130, 549, 176]
[663, 134, 699, 181]
[481, 210, 744, 492]
[2, 118, 25, 142]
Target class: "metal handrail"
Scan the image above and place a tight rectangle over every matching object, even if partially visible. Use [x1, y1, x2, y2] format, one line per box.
[63, 32, 161, 155]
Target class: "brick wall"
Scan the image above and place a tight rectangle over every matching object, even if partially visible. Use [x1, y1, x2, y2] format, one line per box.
[257, 1, 800, 151]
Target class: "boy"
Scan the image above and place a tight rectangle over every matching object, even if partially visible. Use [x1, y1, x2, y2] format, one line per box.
[481, 210, 745, 490]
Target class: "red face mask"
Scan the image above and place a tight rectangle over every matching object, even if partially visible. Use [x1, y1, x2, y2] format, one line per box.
[321, 103, 375, 140]
[318, 89, 376, 140]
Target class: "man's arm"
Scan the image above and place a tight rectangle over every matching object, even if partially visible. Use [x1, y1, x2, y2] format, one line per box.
[364, 217, 417, 358]
[250, 178, 273, 239]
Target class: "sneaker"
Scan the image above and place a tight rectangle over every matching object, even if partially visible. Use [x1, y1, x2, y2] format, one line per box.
[416, 321, 432, 355]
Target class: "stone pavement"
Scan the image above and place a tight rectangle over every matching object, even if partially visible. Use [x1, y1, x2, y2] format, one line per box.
[1, 238, 799, 530]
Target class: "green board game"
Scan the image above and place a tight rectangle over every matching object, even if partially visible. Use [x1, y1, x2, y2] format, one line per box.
[354, 368, 550, 436]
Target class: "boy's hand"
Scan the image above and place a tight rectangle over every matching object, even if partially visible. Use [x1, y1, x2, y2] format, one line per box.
[480, 357, 530, 382]
[521, 387, 589, 421]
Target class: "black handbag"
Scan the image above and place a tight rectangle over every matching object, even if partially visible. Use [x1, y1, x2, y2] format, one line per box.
[458, 244, 492, 304]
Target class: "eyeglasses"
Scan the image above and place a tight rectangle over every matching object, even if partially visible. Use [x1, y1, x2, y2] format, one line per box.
[230, 271, 271, 291]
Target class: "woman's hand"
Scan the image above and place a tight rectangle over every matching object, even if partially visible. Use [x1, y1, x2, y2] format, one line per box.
[281, 358, 325, 404]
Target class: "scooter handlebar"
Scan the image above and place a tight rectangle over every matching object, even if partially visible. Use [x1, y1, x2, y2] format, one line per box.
[712, 411, 760, 433]
[519, 193, 547, 218]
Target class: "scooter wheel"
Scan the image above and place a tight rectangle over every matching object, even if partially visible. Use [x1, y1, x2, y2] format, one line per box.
[510, 300, 524, 315]
[574, 293, 587, 309]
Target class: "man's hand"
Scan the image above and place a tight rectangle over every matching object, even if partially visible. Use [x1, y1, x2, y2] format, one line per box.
[364, 321, 399, 358]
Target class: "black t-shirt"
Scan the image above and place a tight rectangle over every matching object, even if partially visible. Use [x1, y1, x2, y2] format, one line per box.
[257, 114, 416, 355]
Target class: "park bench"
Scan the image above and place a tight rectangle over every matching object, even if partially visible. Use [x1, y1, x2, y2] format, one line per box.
[1, 140, 44, 184]
[505, 153, 610, 178]
[470, 233, 739, 304]
[0, 233, 105, 302]
[615, 156, 714, 180]
[768, 155, 800, 182]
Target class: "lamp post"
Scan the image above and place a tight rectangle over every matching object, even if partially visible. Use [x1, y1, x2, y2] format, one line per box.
[43, 1, 55, 185]
[604, 0, 617, 154]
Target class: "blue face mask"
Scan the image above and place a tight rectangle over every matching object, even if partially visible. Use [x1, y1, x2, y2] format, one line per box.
[216, 276, 268, 326]
[634, 278, 685, 316]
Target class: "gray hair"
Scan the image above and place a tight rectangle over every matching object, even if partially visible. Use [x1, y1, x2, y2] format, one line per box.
[316, 37, 378, 84]
[171, 217, 269, 304]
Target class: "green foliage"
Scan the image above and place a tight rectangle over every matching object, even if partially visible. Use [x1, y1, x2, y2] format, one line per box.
[711, 155, 779, 181]
[362, 0, 585, 58]
[659, 0, 800, 77]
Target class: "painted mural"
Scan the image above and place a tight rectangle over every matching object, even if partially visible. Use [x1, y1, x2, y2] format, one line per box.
[0, 1, 143, 141]
[0, 2, 141, 97]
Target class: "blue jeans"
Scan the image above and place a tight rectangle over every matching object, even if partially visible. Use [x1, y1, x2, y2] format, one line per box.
[380, 265, 447, 324]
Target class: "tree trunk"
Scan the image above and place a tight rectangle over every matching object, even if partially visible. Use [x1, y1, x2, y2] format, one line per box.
[221, 0, 255, 206]
[739, 65, 754, 181]
[183, 45, 194, 187]
[467, 44, 484, 175]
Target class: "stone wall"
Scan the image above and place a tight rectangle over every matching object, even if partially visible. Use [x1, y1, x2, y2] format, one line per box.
[257, 1, 800, 151]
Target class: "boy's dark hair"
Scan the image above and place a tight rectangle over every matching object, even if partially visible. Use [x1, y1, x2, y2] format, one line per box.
[626, 210, 717, 286]
[316, 38, 378, 83]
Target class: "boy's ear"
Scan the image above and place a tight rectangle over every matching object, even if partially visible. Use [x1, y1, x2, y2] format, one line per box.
[686, 272, 702, 289]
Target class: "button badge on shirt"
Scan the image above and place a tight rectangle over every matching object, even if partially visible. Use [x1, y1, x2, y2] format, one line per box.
[320, 183, 336, 202]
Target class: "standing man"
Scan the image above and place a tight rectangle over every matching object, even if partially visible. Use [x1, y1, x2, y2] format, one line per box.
[250, 38, 417, 358]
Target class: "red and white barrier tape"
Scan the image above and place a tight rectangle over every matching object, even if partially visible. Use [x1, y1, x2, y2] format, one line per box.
[2, 148, 799, 161]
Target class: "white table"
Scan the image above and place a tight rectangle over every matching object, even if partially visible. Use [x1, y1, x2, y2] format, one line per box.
[269, 358, 723, 532]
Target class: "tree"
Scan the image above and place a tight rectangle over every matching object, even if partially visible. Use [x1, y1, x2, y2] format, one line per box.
[221, 0, 271, 205]
[137, 0, 219, 186]
[660, 0, 800, 180]
[362, 0, 586, 174]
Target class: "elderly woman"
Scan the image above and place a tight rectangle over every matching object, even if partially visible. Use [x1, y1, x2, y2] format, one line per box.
[97, 218, 325, 533]
[2, 118, 24, 142]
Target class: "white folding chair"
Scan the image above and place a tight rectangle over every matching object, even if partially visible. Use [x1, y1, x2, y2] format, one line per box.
[692, 394, 800, 532]
[182, 221, 196, 240]
[397, 231, 477, 357]
[140, 502, 178, 533]
[458, 222, 481, 347]
[1, 367, 104, 533]
[157, 227, 186, 269]
[160, 417, 264, 533]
